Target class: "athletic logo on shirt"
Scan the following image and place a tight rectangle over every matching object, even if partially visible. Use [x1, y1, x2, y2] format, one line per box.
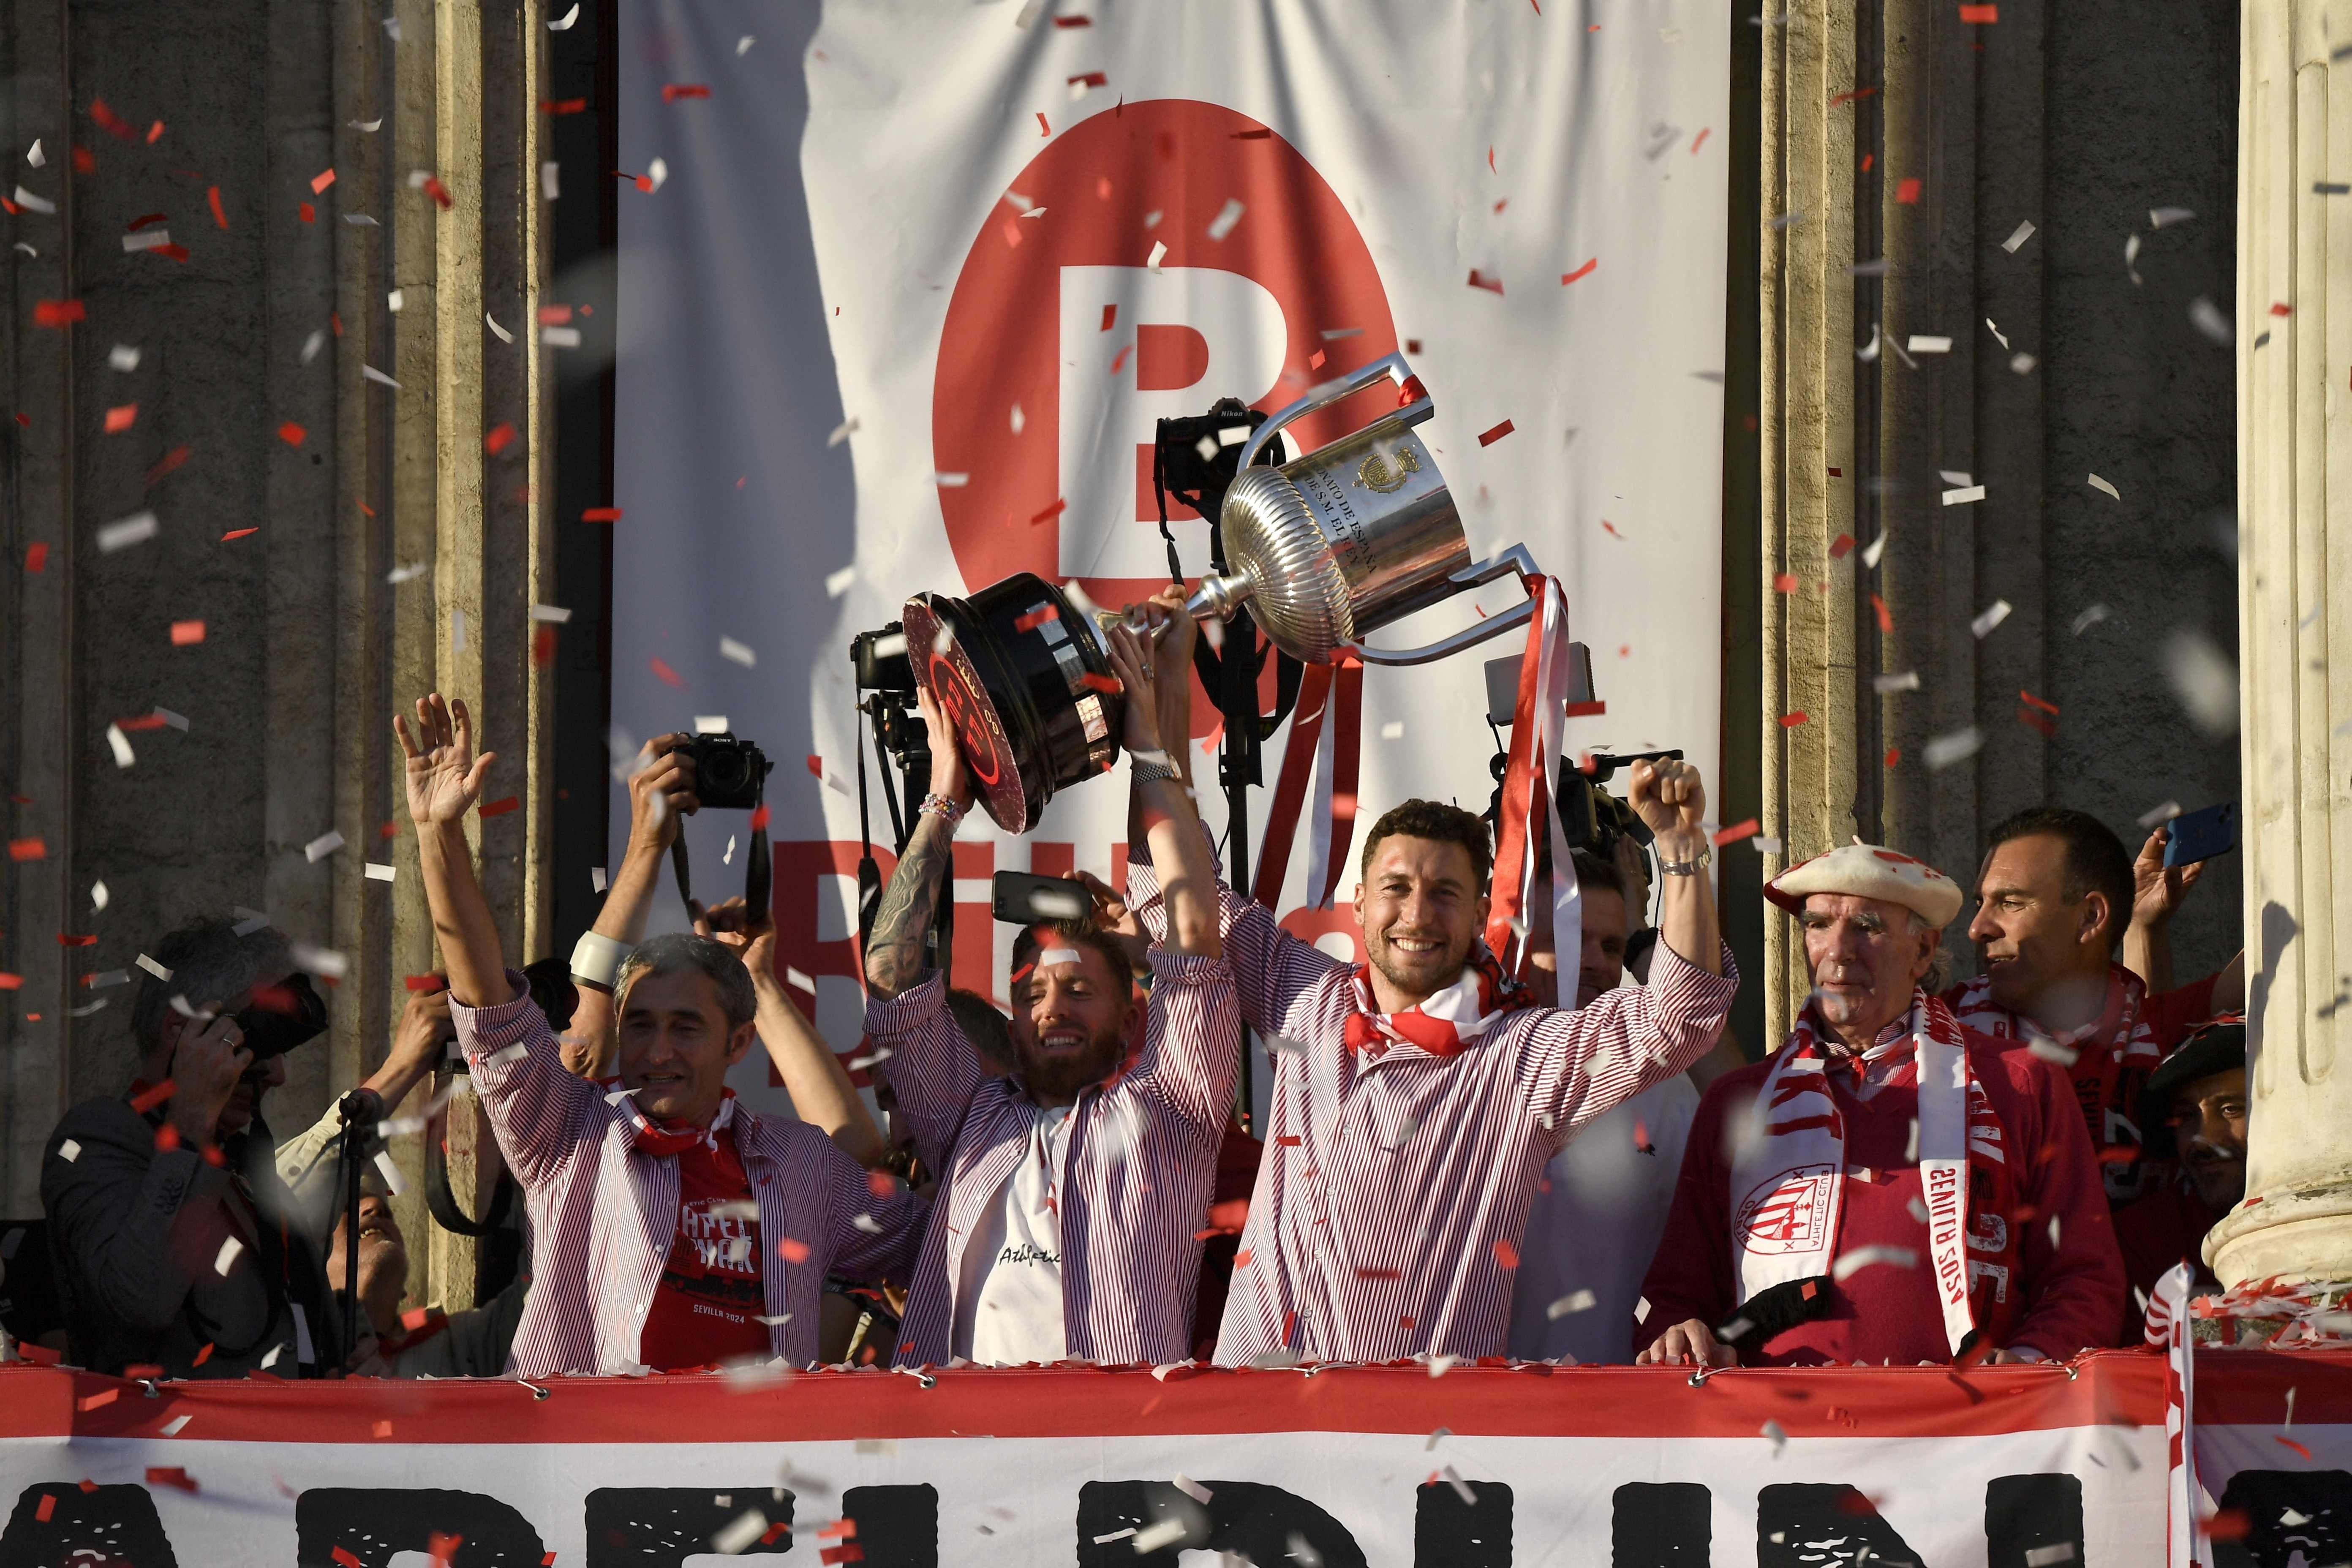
[1735, 1165, 1835, 1254]
[999, 1242, 1061, 1269]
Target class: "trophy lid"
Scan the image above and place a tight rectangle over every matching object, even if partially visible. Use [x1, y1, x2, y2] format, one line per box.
[903, 574, 1122, 834]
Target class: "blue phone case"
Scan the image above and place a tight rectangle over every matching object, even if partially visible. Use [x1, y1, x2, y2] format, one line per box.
[2162, 802, 2238, 868]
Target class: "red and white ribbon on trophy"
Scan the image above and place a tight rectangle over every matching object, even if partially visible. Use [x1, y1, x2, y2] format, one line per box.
[1254, 656, 1364, 912]
[1484, 574, 1580, 983]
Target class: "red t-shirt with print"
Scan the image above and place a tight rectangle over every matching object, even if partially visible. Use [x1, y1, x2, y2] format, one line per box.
[637, 1126, 773, 1372]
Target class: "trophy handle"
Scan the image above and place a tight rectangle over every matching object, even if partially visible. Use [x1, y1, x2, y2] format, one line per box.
[1342, 544, 1542, 667]
[1233, 351, 1432, 473]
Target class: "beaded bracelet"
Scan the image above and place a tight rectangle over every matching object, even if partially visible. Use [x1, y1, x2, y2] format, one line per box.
[917, 793, 965, 827]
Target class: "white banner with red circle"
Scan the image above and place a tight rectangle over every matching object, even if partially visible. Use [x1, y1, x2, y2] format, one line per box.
[608, 0, 1731, 1124]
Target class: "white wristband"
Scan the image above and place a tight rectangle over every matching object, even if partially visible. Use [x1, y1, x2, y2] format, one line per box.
[570, 931, 632, 992]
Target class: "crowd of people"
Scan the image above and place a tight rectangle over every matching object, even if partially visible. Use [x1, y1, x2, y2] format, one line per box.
[19, 593, 2249, 1382]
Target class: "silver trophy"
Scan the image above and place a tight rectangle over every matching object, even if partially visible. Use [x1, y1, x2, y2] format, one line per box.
[1187, 352, 1541, 665]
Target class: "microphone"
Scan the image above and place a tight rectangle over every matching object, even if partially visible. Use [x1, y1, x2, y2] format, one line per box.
[337, 1087, 386, 1129]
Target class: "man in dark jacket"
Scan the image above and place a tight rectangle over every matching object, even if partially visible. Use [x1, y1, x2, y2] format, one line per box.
[41, 917, 360, 1378]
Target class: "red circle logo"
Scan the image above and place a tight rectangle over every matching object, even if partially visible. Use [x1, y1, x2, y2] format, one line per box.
[926, 649, 1008, 790]
[933, 99, 1402, 622]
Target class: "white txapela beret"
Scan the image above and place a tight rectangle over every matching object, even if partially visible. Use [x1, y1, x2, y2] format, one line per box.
[1764, 841, 1965, 928]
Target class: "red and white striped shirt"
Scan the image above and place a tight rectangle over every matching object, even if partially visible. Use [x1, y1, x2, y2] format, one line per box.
[862, 946, 1239, 1368]
[451, 973, 926, 1376]
[1129, 855, 1739, 1365]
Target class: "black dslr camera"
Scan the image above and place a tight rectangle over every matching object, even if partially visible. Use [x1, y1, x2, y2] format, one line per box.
[1560, 751, 1682, 859]
[688, 732, 770, 811]
[852, 623, 930, 783]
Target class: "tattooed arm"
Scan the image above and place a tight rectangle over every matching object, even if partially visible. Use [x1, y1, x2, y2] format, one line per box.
[863, 684, 973, 1000]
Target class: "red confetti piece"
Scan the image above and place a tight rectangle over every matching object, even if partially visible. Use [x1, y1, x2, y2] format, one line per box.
[539, 98, 588, 114]
[2271, 301, 2293, 316]
[221, 528, 258, 541]
[778, 1237, 811, 1264]
[33, 299, 85, 328]
[422, 175, 454, 209]
[1690, 127, 1711, 154]
[372, 1420, 392, 1437]
[1013, 603, 1061, 633]
[192, 1341, 214, 1365]
[662, 83, 712, 101]
[2017, 703, 2056, 739]
[762, 1522, 792, 1545]
[25, 542, 46, 573]
[1036, 112, 1050, 137]
[169, 620, 205, 646]
[1828, 86, 1879, 107]
[649, 657, 683, 688]
[90, 98, 134, 139]
[1078, 672, 1121, 694]
[310, 168, 337, 194]
[1070, 72, 1108, 90]
[1871, 593, 1892, 632]
[1054, 13, 1092, 24]
[1467, 269, 1504, 295]
[1309, 348, 1326, 370]
[2275, 1434, 2313, 1460]
[1399, 1315, 1416, 1332]
[299, 201, 315, 224]
[125, 212, 168, 233]
[1780, 711, 1810, 728]
[533, 625, 556, 667]
[1029, 497, 1067, 526]
[34, 1495, 53, 1523]
[1884, 746, 1902, 767]
[148, 444, 193, 487]
[277, 421, 306, 446]
[1827, 466, 1843, 477]
[821, 1547, 864, 1565]
[1233, 1249, 1252, 1267]
[1477, 419, 1515, 447]
[130, 1079, 176, 1113]
[208, 186, 227, 228]
[819, 1520, 858, 1541]
[582, 506, 623, 522]
[999, 219, 1022, 249]
[1560, 258, 1598, 285]
[1896, 177, 1922, 204]
[57, 931, 95, 947]
[77, 1388, 119, 1412]
[117, 714, 166, 731]
[146, 120, 164, 143]
[1712, 818, 1760, 847]
[1958, 2, 1998, 20]
[428, 1531, 465, 1567]
[484, 422, 516, 454]
[806, 754, 825, 779]
[1563, 699, 1606, 718]
[1493, 1238, 1519, 1270]
[152, 243, 190, 262]
[9, 836, 47, 861]
[1828, 532, 1854, 558]
[145, 1467, 198, 1493]
[750, 803, 771, 830]
[478, 795, 520, 818]
[103, 404, 137, 434]
[2203, 1509, 2250, 1543]
[335, 1548, 363, 1568]
[2018, 689, 2060, 715]
[1772, 572, 1797, 593]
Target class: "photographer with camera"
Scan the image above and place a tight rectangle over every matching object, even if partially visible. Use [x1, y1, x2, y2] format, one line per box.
[40, 917, 370, 1379]
[860, 588, 1240, 1368]
[400, 694, 923, 1374]
[1125, 739, 1737, 1363]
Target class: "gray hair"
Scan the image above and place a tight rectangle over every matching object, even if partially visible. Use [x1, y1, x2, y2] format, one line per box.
[131, 917, 294, 1053]
[613, 932, 756, 1031]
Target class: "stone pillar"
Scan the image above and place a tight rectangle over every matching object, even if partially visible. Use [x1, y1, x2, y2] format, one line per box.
[2206, 0, 2352, 1289]
[1759, 0, 1865, 1045]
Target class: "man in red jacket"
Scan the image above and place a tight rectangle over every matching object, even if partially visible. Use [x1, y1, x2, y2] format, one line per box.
[1637, 843, 2125, 1367]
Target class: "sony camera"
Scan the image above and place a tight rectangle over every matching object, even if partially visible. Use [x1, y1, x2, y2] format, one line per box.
[688, 731, 770, 811]
[1559, 752, 1681, 860]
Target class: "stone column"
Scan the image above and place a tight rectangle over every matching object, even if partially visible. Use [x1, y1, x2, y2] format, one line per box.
[2206, 0, 2352, 1288]
[1759, 0, 1865, 1045]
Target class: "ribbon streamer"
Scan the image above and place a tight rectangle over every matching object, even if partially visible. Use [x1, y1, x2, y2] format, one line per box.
[1484, 575, 1579, 985]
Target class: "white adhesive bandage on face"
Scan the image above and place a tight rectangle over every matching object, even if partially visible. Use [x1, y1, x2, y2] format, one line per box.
[1037, 948, 1083, 968]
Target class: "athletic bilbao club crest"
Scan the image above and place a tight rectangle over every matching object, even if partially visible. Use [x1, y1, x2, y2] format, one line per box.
[931, 99, 1400, 615]
[1735, 1164, 1837, 1255]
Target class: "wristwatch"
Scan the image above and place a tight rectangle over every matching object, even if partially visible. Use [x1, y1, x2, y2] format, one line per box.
[1131, 756, 1181, 785]
[1657, 843, 1712, 877]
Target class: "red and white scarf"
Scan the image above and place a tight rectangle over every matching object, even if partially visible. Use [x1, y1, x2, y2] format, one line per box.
[1950, 963, 2159, 1201]
[603, 1082, 738, 1157]
[1342, 945, 1530, 1059]
[1731, 990, 2018, 1358]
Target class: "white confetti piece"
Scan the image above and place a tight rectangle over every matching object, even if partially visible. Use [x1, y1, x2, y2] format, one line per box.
[215, 1237, 245, 1275]
[485, 311, 514, 344]
[847, 1047, 893, 1072]
[548, 0, 578, 26]
[710, 1509, 768, 1555]
[723, 834, 736, 866]
[692, 717, 731, 737]
[1173, 1474, 1213, 1505]
[90, 968, 130, 989]
[2025, 1544, 2076, 1566]
[2124, 233, 2144, 285]
[1268, 1035, 1306, 1055]
[160, 1414, 190, 1435]
[260, 1343, 284, 1369]
[2002, 218, 2036, 253]
[1010, 402, 1026, 435]
[1132, 1520, 1189, 1554]
[1206, 198, 1245, 241]
[1924, 725, 1984, 770]
[1767, 209, 1806, 229]
[1440, 1466, 1477, 1506]
[1147, 239, 1167, 273]
[736, 35, 754, 54]
[1861, 531, 1886, 568]
[2149, 207, 2195, 229]
[300, 328, 328, 365]
[1908, 1194, 1930, 1224]
[1872, 670, 1920, 693]
[1941, 484, 1986, 506]
[1832, 1244, 1919, 1280]
[365, 862, 396, 882]
[825, 566, 857, 597]
[388, 562, 428, 585]
[231, 906, 269, 935]
[157, 708, 188, 731]
[2164, 627, 2239, 738]
[387, 288, 404, 313]
[1194, 434, 1219, 463]
[2189, 295, 2233, 344]
[24, 139, 41, 167]
[542, 326, 581, 348]
[106, 722, 134, 769]
[1971, 599, 2012, 638]
[531, 603, 573, 623]
[108, 343, 141, 372]
[591, 866, 608, 893]
[827, 417, 859, 448]
[934, 472, 969, 487]
[2047, 1214, 2062, 1247]
[2087, 473, 2120, 500]
[1938, 469, 1973, 486]
[853, 1213, 884, 1234]
[1750, 834, 1783, 854]
[645, 157, 667, 193]
[1424, 1427, 1452, 1450]
[1984, 317, 2010, 349]
[1546, 1289, 1597, 1320]
[1375, 720, 1406, 741]
[2010, 351, 2037, 374]
[58, 1139, 80, 1162]
[709, 637, 756, 671]
[363, 364, 400, 388]
[98, 510, 159, 552]
[305, 828, 346, 863]
[11, 185, 54, 215]
[787, 966, 816, 994]
[1906, 334, 1952, 354]
[541, 162, 560, 201]
[2028, 1037, 2082, 1067]
[136, 953, 174, 981]
[1094, 1528, 1137, 1544]
[91, 880, 108, 912]
[2137, 800, 2183, 830]
[2071, 603, 2110, 635]
[488, 1041, 529, 1067]
[1761, 1420, 1787, 1453]
[343, 213, 378, 226]
[1428, 1354, 1460, 1377]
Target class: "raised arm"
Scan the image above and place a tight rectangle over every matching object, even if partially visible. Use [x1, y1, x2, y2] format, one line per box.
[565, 735, 699, 1077]
[863, 684, 968, 1001]
[397, 694, 512, 1010]
[705, 902, 885, 1169]
[1106, 591, 1220, 961]
[1627, 756, 1723, 981]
